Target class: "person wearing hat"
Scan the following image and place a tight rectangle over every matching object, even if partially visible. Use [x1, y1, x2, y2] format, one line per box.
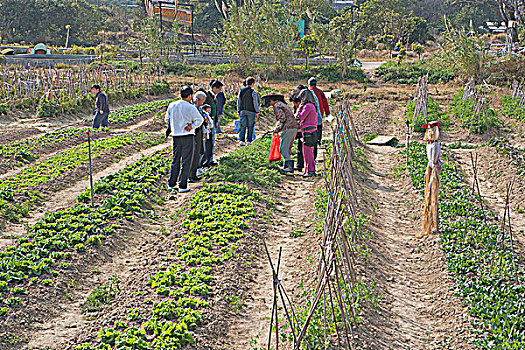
[263, 93, 299, 173]
[308, 77, 330, 159]
[418, 120, 441, 238]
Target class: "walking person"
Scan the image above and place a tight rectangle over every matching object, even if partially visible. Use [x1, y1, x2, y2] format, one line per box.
[263, 93, 299, 174]
[91, 84, 110, 129]
[294, 89, 318, 177]
[237, 77, 260, 146]
[417, 121, 442, 238]
[308, 77, 330, 159]
[203, 80, 223, 166]
[189, 91, 207, 182]
[165, 86, 204, 193]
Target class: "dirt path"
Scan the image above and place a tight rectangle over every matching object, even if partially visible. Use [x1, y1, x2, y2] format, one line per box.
[353, 145, 472, 350]
[224, 175, 321, 349]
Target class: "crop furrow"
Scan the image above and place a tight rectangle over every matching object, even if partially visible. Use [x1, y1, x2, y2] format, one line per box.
[0, 149, 172, 319]
[77, 183, 260, 350]
[0, 132, 163, 226]
[407, 142, 525, 348]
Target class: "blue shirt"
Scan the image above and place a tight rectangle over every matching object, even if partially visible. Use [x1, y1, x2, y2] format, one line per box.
[312, 93, 322, 125]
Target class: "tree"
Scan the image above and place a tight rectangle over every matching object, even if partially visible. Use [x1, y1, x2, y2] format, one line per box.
[128, 18, 179, 69]
[313, 8, 358, 76]
[297, 34, 319, 68]
[411, 42, 424, 60]
[438, 21, 494, 83]
[220, 0, 297, 69]
[359, 0, 429, 43]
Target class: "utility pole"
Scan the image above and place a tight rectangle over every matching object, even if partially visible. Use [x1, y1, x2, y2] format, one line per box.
[191, 4, 195, 55]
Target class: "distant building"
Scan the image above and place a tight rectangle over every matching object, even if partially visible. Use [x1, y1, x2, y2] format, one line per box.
[485, 21, 506, 33]
[329, 0, 356, 10]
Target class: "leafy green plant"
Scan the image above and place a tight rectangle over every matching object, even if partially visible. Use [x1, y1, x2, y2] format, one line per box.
[407, 142, 525, 347]
[501, 95, 525, 121]
[449, 93, 500, 134]
[205, 138, 283, 188]
[80, 182, 262, 349]
[83, 275, 121, 313]
[224, 295, 244, 311]
[406, 95, 448, 132]
[103, 98, 176, 124]
[376, 61, 455, 85]
[0, 132, 162, 224]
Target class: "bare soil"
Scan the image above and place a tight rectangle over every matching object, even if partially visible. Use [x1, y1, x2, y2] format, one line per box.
[352, 145, 472, 350]
[6, 132, 240, 350]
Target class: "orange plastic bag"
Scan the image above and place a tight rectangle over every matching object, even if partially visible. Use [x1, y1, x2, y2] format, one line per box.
[268, 132, 282, 162]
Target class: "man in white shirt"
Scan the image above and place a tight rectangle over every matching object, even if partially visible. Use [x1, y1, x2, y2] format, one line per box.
[165, 86, 204, 193]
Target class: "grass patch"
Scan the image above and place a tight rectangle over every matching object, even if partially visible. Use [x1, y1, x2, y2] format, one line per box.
[205, 137, 283, 188]
[82, 275, 120, 313]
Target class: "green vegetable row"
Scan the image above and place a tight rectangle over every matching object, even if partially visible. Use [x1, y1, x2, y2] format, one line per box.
[104, 99, 177, 124]
[0, 128, 92, 161]
[206, 136, 283, 188]
[0, 98, 174, 163]
[407, 142, 525, 348]
[78, 183, 259, 349]
[501, 95, 525, 122]
[0, 132, 162, 224]
[0, 149, 173, 316]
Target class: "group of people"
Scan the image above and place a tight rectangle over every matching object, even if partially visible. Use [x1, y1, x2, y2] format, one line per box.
[165, 81, 225, 193]
[262, 77, 330, 177]
[165, 76, 331, 191]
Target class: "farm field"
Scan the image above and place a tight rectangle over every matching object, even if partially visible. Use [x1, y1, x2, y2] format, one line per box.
[1, 65, 525, 350]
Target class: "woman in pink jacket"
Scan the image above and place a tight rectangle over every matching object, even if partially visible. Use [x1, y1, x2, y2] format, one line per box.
[293, 89, 318, 177]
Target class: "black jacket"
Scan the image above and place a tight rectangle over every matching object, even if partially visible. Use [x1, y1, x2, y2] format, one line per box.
[95, 91, 110, 114]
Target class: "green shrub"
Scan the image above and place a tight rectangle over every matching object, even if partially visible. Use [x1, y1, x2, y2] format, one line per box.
[450, 93, 500, 134]
[406, 96, 449, 132]
[376, 61, 455, 85]
[501, 95, 525, 121]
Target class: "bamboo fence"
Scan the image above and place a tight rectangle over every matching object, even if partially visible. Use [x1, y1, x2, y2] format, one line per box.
[265, 101, 363, 350]
[295, 101, 361, 350]
[0, 66, 163, 105]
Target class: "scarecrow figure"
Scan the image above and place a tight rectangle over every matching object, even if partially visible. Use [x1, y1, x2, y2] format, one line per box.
[418, 120, 441, 238]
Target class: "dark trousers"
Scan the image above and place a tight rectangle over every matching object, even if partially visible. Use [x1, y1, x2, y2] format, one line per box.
[202, 134, 213, 167]
[190, 127, 203, 178]
[93, 111, 109, 129]
[168, 135, 194, 189]
[314, 124, 322, 160]
[296, 132, 304, 170]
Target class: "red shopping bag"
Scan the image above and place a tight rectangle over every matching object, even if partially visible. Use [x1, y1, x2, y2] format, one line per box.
[268, 132, 282, 162]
